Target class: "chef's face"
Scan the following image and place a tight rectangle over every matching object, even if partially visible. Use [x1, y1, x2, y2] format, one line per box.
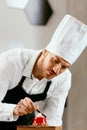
[41, 49, 71, 79]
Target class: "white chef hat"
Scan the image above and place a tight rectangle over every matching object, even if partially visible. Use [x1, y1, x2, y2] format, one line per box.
[46, 14, 87, 65]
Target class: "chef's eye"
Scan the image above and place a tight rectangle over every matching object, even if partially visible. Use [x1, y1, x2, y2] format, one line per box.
[55, 59, 59, 63]
[53, 58, 59, 64]
[62, 66, 67, 69]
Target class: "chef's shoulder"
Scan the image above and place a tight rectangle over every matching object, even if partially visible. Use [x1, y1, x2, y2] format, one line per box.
[0, 48, 35, 57]
[0, 48, 40, 62]
[51, 69, 72, 90]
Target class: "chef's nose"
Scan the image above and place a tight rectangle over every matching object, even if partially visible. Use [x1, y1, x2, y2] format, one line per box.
[53, 64, 62, 75]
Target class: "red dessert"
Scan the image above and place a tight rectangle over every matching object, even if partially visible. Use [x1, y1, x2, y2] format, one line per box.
[33, 113, 47, 126]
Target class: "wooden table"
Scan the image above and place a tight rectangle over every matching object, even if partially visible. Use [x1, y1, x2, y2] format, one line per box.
[17, 126, 62, 130]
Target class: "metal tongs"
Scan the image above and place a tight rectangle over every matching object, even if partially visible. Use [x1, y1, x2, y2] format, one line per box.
[37, 109, 47, 118]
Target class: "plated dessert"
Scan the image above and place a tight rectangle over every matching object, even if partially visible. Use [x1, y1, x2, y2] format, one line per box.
[33, 113, 47, 126]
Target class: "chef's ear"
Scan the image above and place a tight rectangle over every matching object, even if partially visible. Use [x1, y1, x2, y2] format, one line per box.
[42, 49, 49, 56]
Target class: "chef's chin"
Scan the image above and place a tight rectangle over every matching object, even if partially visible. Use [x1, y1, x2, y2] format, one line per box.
[45, 74, 54, 80]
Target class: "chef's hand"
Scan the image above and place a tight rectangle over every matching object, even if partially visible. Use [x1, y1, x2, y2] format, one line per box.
[13, 97, 38, 116]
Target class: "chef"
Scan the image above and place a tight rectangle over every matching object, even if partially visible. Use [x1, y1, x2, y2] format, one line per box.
[0, 14, 87, 130]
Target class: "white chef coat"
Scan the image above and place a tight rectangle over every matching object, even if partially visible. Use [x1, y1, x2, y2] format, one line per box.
[0, 48, 71, 126]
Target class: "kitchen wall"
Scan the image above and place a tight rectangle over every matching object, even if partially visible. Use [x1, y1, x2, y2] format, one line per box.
[0, 0, 87, 130]
[0, 0, 67, 52]
[67, 0, 87, 130]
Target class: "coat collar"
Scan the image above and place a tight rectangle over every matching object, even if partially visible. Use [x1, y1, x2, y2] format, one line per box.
[22, 50, 42, 78]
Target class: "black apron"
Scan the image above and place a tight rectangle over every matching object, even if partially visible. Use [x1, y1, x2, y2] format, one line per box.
[0, 76, 51, 130]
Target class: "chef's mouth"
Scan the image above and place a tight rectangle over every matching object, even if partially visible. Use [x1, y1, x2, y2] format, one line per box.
[47, 70, 56, 76]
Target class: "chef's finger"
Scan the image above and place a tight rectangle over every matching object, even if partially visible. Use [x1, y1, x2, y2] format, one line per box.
[13, 105, 28, 116]
[24, 97, 38, 111]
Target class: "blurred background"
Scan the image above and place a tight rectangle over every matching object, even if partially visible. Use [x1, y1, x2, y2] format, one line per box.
[0, 0, 87, 130]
